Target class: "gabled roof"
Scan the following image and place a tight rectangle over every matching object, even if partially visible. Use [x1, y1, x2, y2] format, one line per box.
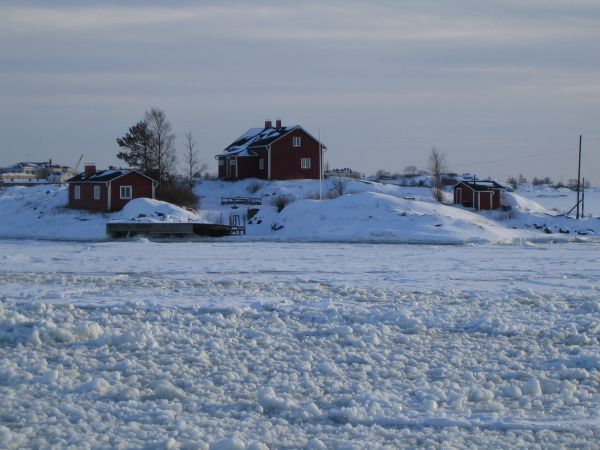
[217, 126, 299, 157]
[66, 169, 157, 184]
[217, 125, 326, 157]
[456, 180, 504, 191]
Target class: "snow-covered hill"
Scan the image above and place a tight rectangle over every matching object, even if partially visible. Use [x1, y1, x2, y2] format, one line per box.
[196, 178, 599, 243]
[0, 180, 597, 242]
[515, 184, 600, 217]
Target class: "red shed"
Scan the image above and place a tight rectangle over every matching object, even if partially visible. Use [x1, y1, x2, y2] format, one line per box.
[454, 181, 503, 210]
[216, 119, 326, 180]
[66, 164, 158, 212]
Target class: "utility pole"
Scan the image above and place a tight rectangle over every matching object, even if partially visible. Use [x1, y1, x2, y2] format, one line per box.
[576, 135, 582, 219]
[319, 128, 322, 201]
[582, 177, 585, 218]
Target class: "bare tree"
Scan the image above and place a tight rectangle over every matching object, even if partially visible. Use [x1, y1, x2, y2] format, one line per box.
[506, 175, 518, 189]
[404, 165, 418, 177]
[183, 131, 200, 191]
[429, 147, 446, 202]
[404, 165, 418, 186]
[144, 107, 176, 185]
[375, 169, 387, 180]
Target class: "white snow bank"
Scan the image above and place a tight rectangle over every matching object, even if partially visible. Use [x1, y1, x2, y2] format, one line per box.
[0, 185, 107, 240]
[0, 181, 598, 242]
[112, 197, 199, 223]
[502, 191, 551, 213]
[258, 191, 526, 243]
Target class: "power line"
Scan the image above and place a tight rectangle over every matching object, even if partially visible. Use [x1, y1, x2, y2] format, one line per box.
[446, 148, 573, 169]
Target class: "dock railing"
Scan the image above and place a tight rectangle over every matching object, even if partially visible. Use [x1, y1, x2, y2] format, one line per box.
[228, 214, 246, 235]
[221, 196, 262, 206]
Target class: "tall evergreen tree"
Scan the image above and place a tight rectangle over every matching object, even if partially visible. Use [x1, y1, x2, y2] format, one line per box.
[116, 121, 155, 176]
[116, 108, 176, 188]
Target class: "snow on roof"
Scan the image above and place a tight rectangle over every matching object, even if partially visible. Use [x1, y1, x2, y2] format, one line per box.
[217, 125, 300, 157]
[67, 169, 133, 183]
[457, 180, 505, 191]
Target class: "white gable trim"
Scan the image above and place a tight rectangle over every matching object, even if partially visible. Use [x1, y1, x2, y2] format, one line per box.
[249, 126, 327, 150]
[108, 170, 158, 184]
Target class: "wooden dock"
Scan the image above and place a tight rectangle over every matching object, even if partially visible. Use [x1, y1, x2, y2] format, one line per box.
[106, 222, 237, 239]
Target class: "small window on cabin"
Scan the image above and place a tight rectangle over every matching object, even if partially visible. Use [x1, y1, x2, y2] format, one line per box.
[259, 159, 265, 170]
[93, 185, 101, 200]
[293, 136, 301, 147]
[74, 185, 81, 200]
[120, 185, 132, 199]
[218, 159, 224, 166]
[230, 159, 236, 166]
[301, 158, 311, 169]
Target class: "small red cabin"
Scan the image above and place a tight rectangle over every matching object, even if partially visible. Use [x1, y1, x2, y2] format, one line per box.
[216, 119, 326, 180]
[66, 164, 158, 212]
[454, 181, 503, 210]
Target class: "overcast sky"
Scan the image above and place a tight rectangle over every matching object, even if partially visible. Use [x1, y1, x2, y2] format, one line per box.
[1, 0, 599, 183]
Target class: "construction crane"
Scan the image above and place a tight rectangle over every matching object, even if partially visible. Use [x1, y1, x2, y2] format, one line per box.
[73, 154, 83, 173]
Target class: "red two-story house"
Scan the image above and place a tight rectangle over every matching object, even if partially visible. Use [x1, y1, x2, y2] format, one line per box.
[66, 164, 158, 212]
[216, 119, 326, 180]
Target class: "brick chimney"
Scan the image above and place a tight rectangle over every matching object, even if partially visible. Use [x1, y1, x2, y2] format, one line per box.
[275, 118, 282, 128]
[84, 164, 96, 177]
[265, 120, 273, 128]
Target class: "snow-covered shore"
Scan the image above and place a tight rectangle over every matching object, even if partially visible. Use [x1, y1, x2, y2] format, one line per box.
[0, 180, 598, 243]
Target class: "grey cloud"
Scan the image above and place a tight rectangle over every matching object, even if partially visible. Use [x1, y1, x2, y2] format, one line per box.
[0, 1, 599, 182]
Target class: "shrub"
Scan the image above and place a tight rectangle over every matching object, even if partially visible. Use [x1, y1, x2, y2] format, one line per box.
[431, 186, 444, 202]
[157, 181, 200, 209]
[330, 176, 349, 197]
[247, 180, 263, 194]
[270, 194, 295, 212]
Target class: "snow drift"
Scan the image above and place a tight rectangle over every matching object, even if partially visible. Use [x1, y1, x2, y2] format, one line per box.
[0, 179, 598, 242]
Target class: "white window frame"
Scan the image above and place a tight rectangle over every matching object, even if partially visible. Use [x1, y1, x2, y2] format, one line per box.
[301, 158, 311, 169]
[259, 159, 265, 170]
[293, 136, 301, 147]
[120, 185, 132, 200]
[93, 185, 101, 200]
[218, 159, 224, 166]
[74, 185, 81, 200]
[229, 159, 237, 166]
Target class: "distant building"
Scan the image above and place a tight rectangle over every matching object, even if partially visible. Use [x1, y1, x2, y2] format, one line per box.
[325, 168, 362, 179]
[0, 161, 75, 184]
[216, 119, 326, 180]
[66, 164, 158, 212]
[453, 180, 504, 210]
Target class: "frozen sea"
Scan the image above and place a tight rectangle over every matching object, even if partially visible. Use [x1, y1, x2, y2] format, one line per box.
[1, 240, 600, 449]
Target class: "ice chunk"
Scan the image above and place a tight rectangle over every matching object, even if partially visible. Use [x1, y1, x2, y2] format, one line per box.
[524, 378, 542, 396]
[153, 379, 186, 400]
[246, 443, 269, 450]
[306, 438, 327, 449]
[257, 386, 286, 412]
[210, 437, 246, 450]
[77, 377, 112, 395]
[502, 385, 522, 399]
[468, 388, 494, 402]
